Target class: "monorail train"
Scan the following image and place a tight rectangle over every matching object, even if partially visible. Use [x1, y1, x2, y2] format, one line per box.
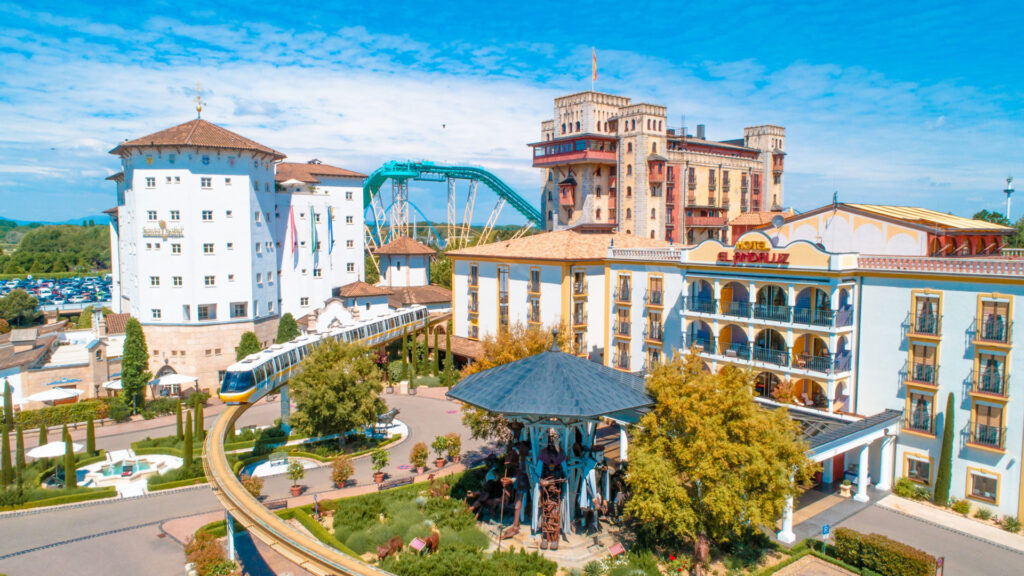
[219, 306, 429, 404]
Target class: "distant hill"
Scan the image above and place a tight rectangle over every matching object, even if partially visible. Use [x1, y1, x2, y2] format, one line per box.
[0, 220, 110, 274]
[0, 214, 110, 226]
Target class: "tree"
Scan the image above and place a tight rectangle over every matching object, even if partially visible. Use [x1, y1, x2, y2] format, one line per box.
[121, 318, 151, 413]
[1, 426, 11, 486]
[288, 340, 386, 446]
[2, 380, 12, 430]
[183, 411, 194, 469]
[236, 331, 261, 361]
[76, 305, 94, 329]
[38, 423, 47, 446]
[0, 289, 41, 327]
[460, 323, 569, 443]
[430, 251, 452, 289]
[432, 328, 440, 377]
[624, 353, 817, 564]
[276, 313, 300, 344]
[176, 401, 183, 440]
[86, 417, 95, 455]
[442, 320, 456, 387]
[63, 424, 76, 489]
[972, 209, 1011, 226]
[194, 399, 204, 440]
[364, 253, 380, 284]
[934, 392, 955, 506]
[15, 424, 25, 482]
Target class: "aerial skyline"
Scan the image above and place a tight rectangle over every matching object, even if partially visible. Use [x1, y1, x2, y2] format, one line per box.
[1, 1, 1021, 223]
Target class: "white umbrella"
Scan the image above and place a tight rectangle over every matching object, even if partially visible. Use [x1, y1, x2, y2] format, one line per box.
[101, 379, 122, 390]
[151, 374, 197, 387]
[27, 441, 83, 459]
[279, 178, 305, 186]
[26, 388, 83, 403]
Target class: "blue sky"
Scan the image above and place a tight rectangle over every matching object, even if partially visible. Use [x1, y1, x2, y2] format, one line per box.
[1, 1, 1022, 225]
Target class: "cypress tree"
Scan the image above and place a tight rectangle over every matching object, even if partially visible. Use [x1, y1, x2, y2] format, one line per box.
[183, 411, 194, 469]
[121, 318, 152, 413]
[63, 428, 77, 489]
[432, 328, 440, 377]
[38, 423, 47, 446]
[175, 401, 183, 440]
[15, 424, 25, 479]
[2, 380, 12, 430]
[1, 426, 11, 486]
[194, 400, 204, 440]
[934, 392, 955, 506]
[86, 417, 95, 455]
[443, 320, 455, 386]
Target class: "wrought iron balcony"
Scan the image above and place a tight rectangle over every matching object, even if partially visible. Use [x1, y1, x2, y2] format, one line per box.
[467, 301, 479, 313]
[753, 303, 791, 323]
[615, 286, 631, 302]
[969, 421, 1006, 450]
[687, 297, 717, 314]
[687, 334, 715, 352]
[616, 321, 631, 336]
[973, 370, 1008, 397]
[646, 290, 664, 306]
[722, 343, 751, 360]
[795, 354, 833, 374]
[904, 412, 934, 434]
[616, 354, 630, 370]
[720, 300, 751, 318]
[646, 324, 663, 343]
[976, 318, 1011, 344]
[572, 312, 587, 326]
[753, 346, 789, 367]
[909, 314, 941, 337]
[573, 281, 586, 296]
[793, 307, 835, 327]
[528, 281, 541, 294]
[907, 363, 938, 386]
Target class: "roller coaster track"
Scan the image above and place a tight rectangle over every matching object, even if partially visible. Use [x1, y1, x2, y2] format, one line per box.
[203, 404, 393, 576]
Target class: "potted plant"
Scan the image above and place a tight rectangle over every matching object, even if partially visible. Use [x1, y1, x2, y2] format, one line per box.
[410, 442, 429, 474]
[287, 461, 305, 496]
[371, 448, 389, 483]
[840, 479, 852, 498]
[445, 432, 462, 464]
[331, 454, 354, 489]
[431, 435, 449, 469]
[241, 473, 264, 499]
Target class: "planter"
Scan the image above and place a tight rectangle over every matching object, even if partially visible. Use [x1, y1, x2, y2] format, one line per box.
[416, 466, 425, 474]
[290, 485, 302, 497]
[386, 385, 394, 394]
[451, 455, 460, 464]
[840, 483, 852, 498]
[409, 386, 417, 396]
[398, 381, 409, 395]
[434, 458, 446, 469]
[373, 472, 385, 483]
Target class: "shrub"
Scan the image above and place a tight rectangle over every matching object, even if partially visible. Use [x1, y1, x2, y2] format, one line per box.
[894, 477, 919, 499]
[975, 507, 993, 521]
[240, 473, 263, 498]
[331, 454, 354, 486]
[184, 531, 237, 576]
[951, 498, 971, 516]
[834, 527, 937, 576]
[1002, 516, 1021, 533]
[444, 433, 461, 460]
[409, 442, 429, 469]
[106, 397, 131, 423]
[371, 448, 389, 473]
[287, 461, 305, 486]
[431, 435, 449, 460]
[142, 397, 180, 419]
[387, 360, 405, 383]
[147, 461, 205, 488]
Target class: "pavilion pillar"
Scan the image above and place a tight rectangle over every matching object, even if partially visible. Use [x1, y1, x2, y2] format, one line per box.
[876, 435, 895, 491]
[854, 444, 870, 502]
[619, 424, 628, 463]
[776, 475, 795, 544]
[820, 456, 833, 485]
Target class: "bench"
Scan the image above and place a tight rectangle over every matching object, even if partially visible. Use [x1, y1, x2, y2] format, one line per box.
[265, 499, 288, 510]
[377, 476, 414, 491]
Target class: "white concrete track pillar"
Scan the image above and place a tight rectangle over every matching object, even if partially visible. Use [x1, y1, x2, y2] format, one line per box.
[854, 444, 870, 502]
[619, 424, 629, 463]
[226, 511, 236, 561]
[876, 435, 895, 491]
[280, 384, 291, 434]
[777, 474, 796, 544]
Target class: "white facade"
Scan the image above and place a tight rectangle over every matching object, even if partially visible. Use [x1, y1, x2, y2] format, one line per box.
[380, 253, 430, 287]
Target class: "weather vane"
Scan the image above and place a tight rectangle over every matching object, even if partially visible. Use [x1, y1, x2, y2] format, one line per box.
[194, 82, 205, 118]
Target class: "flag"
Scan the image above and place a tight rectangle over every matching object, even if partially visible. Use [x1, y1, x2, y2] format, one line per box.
[310, 206, 318, 253]
[288, 205, 298, 255]
[327, 206, 334, 254]
[592, 48, 597, 82]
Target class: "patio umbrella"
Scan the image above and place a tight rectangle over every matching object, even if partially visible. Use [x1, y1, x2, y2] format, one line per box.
[151, 374, 198, 387]
[27, 441, 83, 459]
[101, 379, 122, 390]
[47, 377, 82, 386]
[26, 388, 82, 403]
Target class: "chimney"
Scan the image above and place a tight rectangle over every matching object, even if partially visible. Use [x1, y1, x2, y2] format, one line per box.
[696, 124, 706, 140]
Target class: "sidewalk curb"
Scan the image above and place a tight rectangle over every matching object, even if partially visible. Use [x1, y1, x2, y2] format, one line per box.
[876, 500, 1024, 557]
[0, 482, 211, 519]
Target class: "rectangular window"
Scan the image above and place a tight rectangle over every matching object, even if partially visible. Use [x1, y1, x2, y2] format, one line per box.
[149, 276, 159, 287]
[227, 242, 233, 250]
[171, 243, 181, 254]
[617, 274, 631, 301]
[528, 298, 541, 324]
[170, 210, 180, 221]
[573, 301, 585, 325]
[204, 275, 215, 286]
[225, 177, 231, 185]
[198, 304, 216, 321]
[203, 243, 214, 254]
[165, 176, 172, 184]
[616, 341, 630, 369]
[147, 210, 157, 221]
[647, 311, 663, 342]
[972, 404, 1004, 448]
[978, 298, 1011, 343]
[228, 274, 235, 282]
[172, 276, 182, 287]
[648, 276, 664, 306]
[498, 266, 510, 330]
[906, 392, 934, 433]
[573, 331, 585, 355]
[300, 297, 309, 306]
[202, 210, 213, 221]
[182, 305, 190, 321]
[151, 309, 161, 319]
[468, 290, 479, 313]
[313, 269, 322, 278]
[201, 177, 212, 188]
[346, 215, 354, 224]
[469, 264, 479, 287]
[256, 272, 262, 283]
[145, 177, 155, 188]
[346, 262, 355, 272]
[226, 210, 232, 218]
[255, 243, 262, 254]
[911, 293, 941, 335]
[230, 302, 247, 318]
[268, 301, 274, 312]
[254, 211, 262, 222]
[145, 243, 151, 251]
[315, 212, 321, 222]
[346, 240, 354, 248]
[529, 269, 541, 293]
[909, 343, 937, 385]
[346, 191, 354, 200]
[906, 455, 931, 485]
[969, 470, 999, 503]
[573, 270, 586, 295]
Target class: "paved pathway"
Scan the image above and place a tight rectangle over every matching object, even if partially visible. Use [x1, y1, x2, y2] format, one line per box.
[775, 555, 855, 576]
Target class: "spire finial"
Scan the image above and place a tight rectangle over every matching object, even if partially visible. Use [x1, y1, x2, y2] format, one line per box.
[194, 82, 205, 118]
[550, 329, 560, 352]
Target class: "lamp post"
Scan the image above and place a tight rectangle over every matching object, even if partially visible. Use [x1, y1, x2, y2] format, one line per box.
[1005, 177, 1014, 221]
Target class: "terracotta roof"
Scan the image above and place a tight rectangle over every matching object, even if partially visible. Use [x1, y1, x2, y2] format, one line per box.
[109, 119, 285, 160]
[729, 209, 795, 227]
[104, 313, 130, 335]
[0, 333, 57, 371]
[106, 171, 124, 182]
[448, 230, 671, 261]
[416, 332, 483, 360]
[387, 285, 452, 308]
[275, 161, 367, 183]
[334, 281, 393, 298]
[844, 204, 1013, 232]
[373, 236, 436, 256]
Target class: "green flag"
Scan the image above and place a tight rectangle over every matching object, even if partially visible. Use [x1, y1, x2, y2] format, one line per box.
[310, 206, 318, 253]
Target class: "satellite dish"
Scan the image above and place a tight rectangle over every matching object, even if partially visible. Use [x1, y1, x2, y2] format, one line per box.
[771, 214, 786, 229]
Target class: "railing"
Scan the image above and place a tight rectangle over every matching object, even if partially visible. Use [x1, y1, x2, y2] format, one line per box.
[646, 325, 663, 343]
[976, 318, 1011, 344]
[687, 296, 717, 314]
[721, 300, 751, 318]
[795, 354, 833, 374]
[615, 354, 630, 370]
[687, 334, 715, 351]
[859, 256, 1024, 277]
[1002, 248, 1024, 257]
[721, 343, 751, 360]
[572, 313, 587, 325]
[573, 281, 586, 295]
[528, 282, 540, 294]
[468, 301, 479, 313]
[608, 247, 684, 262]
[969, 421, 1006, 450]
[793, 307, 835, 327]
[468, 276, 479, 288]
[904, 412, 934, 435]
[907, 363, 938, 386]
[528, 311, 541, 324]
[616, 321, 631, 336]
[615, 286, 632, 302]
[646, 290, 664, 306]
[909, 314, 941, 337]
[754, 303, 791, 323]
[753, 346, 789, 367]
[973, 370, 1008, 397]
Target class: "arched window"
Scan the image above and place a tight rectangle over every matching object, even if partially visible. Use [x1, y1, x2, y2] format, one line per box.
[626, 164, 632, 175]
[596, 209, 602, 220]
[647, 119, 651, 130]
[626, 208, 632, 219]
[561, 124, 566, 134]
[631, 119, 635, 130]
[627, 142, 633, 152]
[547, 210, 553, 220]
[650, 208, 656, 219]
[575, 121, 580, 132]
[652, 142, 657, 153]
[596, 186, 602, 198]
[626, 186, 632, 197]
[650, 230, 655, 238]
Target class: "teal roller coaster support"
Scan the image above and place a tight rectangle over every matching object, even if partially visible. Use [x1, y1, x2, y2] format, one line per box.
[362, 161, 543, 226]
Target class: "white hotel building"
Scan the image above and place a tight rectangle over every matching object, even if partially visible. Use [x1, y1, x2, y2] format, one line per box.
[450, 203, 1024, 530]
[106, 118, 365, 388]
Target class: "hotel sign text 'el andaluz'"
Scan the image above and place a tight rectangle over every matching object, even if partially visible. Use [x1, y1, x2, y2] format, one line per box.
[718, 240, 790, 265]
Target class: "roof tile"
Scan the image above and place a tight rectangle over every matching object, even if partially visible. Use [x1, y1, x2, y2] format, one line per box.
[110, 119, 285, 159]
[448, 230, 671, 261]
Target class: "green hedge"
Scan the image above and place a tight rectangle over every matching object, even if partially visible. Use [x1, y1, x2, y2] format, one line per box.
[148, 476, 207, 491]
[195, 519, 247, 539]
[9, 399, 110, 428]
[834, 528, 936, 576]
[281, 507, 360, 557]
[0, 271, 110, 281]
[0, 486, 118, 511]
[132, 446, 184, 458]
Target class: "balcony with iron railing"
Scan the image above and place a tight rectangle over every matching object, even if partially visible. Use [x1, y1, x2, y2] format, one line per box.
[686, 334, 716, 352]
[968, 420, 1006, 451]
[752, 346, 789, 367]
[615, 286, 632, 302]
[904, 411, 934, 435]
[645, 324, 663, 343]
[573, 280, 587, 296]
[793, 353, 834, 374]
[468, 275, 479, 288]
[686, 296, 717, 314]
[468, 300, 479, 313]
[793, 307, 835, 328]
[754, 303, 792, 323]
[572, 312, 587, 326]
[971, 370, 1008, 398]
[906, 362, 938, 387]
[528, 281, 541, 294]
[646, 290, 664, 307]
[615, 353, 630, 370]
[975, 317, 1012, 345]
[720, 300, 751, 318]
[616, 321, 631, 337]
[688, 177, 697, 190]
[909, 314, 941, 338]
[528, 309, 541, 324]
[721, 342, 752, 360]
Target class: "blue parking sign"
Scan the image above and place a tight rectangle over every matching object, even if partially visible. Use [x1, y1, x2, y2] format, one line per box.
[822, 524, 830, 538]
